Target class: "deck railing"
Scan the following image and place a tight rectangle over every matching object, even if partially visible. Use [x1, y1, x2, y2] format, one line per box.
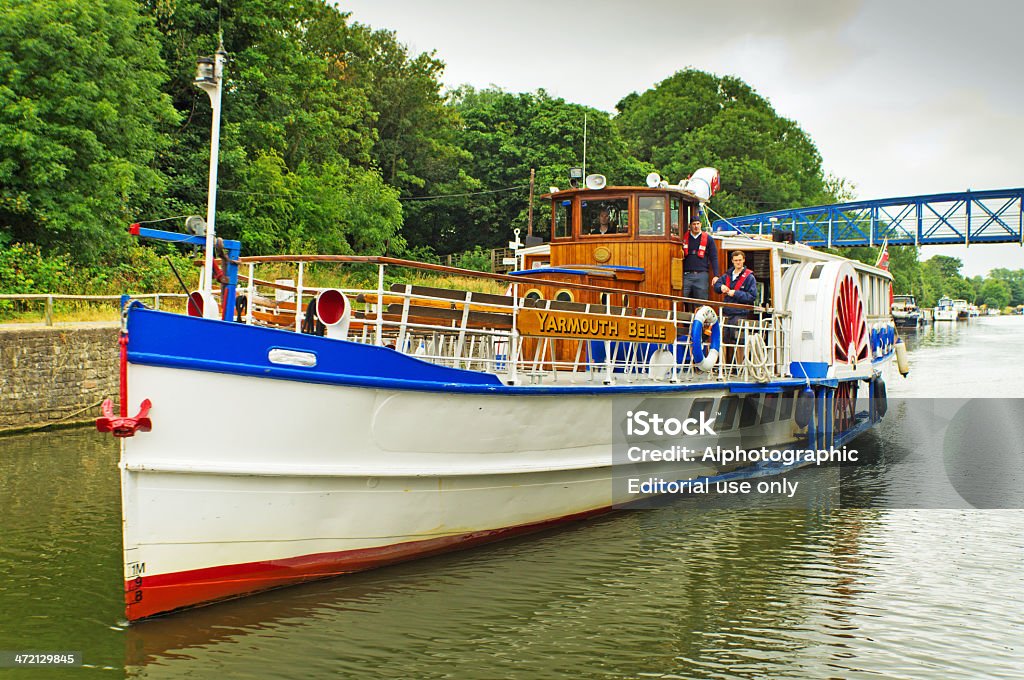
[232, 256, 790, 385]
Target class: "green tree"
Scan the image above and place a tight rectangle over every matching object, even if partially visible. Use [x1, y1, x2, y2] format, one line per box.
[968, 275, 984, 303]
[988, 268, 1024, 306]
[440, 87, 650, 254]
[0, 0, 179, 261]
[978, 278, 1011, 309]
[920, 255, 971, 307]
[945, 277, 975, 302]
[342, 25, 477, 256]
[615, 69, 840, 219]
[887, 246, 923, 299]
[235, 151, 402, 256]
[347, 26, 467, 190]
[923, 255, 964, 280]
[144, 0, 380, 244]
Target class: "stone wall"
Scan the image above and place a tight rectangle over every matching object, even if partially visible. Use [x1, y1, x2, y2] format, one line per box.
[0, 323, 120, 433]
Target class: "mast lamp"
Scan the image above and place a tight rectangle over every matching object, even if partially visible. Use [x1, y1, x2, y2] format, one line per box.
[569, 167, 583, 188]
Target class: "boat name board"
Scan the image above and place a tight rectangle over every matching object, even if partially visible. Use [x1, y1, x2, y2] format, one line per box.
[517, 309, 676, 343]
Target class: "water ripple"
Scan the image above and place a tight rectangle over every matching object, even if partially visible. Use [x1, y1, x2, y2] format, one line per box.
[0, 319, 1022, 678]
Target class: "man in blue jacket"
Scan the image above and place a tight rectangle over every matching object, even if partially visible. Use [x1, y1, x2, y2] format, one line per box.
[682, 218, 719, 300]
[714, 250, 758, 363]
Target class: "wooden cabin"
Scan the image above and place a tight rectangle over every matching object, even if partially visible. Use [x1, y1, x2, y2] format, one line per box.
[517, 185, 739, 310]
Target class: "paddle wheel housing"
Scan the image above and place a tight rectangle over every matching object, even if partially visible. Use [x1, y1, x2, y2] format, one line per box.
[784, 261, 870, 379]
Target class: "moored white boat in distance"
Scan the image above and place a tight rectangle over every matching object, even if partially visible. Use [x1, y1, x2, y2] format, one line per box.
[934, 296, 958, 321]
[892, 294, 922, 327]
[100, 172, 900, 621]
[952, 298, 970, 320]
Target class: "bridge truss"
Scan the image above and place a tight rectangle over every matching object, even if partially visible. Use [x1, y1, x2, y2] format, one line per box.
[712, 188, 1024, 248]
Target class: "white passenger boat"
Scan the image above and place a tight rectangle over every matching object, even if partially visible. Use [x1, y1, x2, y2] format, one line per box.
[96, 170, 900, 621]
[934, 296, 958, 321]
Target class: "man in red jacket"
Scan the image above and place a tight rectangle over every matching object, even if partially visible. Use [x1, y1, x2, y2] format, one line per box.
[682, 218, 720, 301]
[714, 250, 758, 365]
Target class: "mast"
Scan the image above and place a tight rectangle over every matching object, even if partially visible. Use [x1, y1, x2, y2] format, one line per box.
[194, 41, 227, 307]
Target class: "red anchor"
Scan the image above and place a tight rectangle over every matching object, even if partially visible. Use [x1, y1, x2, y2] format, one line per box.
[96, 326, 152, 438]
[96, 398, 152, 438]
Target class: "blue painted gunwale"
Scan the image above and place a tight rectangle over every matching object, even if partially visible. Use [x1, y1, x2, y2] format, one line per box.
[125, 307, 840, 396]
[508, 267, 590, 277]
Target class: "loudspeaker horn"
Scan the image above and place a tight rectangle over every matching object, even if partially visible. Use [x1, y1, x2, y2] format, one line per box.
[584, 174, 607, 190]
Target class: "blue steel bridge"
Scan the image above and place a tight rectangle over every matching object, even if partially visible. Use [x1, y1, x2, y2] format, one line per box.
[711, 187, 1024, 248]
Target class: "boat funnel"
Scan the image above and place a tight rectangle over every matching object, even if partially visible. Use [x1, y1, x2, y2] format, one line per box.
[316, 289, 351, 340]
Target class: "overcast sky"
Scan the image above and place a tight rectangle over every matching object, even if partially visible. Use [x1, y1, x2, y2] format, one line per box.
[339, 0, 1023, 276]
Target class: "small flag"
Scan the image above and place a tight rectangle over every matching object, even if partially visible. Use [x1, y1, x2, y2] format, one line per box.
[875, 239, 889, 271]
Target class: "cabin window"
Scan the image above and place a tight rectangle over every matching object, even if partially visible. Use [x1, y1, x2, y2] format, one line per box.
[760, 393, 779, 424]
[779, 392, 795, 420]
[554, 200, 572, 239]
[688, 398, 715, 424]
[554, 289, 574, 303]
[670, 197, 683, 237]
[524, 289, 543, 302]
[739, 395, 760, 428]
[638, 197, 667, 236]
[716, 396, 739, 431]
[581, 198, 629, 236]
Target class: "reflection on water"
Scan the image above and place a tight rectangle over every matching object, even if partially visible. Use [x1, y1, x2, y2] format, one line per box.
[0, 430, 124, 673]
[0, 317, 1022, 678]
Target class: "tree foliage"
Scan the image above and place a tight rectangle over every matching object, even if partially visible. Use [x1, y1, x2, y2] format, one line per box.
[0, 0, 179, 262]
[436, 87, 650, 254]
[615, 70, 838, 219]
[234, 151, 402, 256]
[988, 268, 1024, 306]
[143, 0, 384, 250]
[343, 25, 477, 255]
[3, 1, 1016, 311]
[920, 255, 975, 306]
[978, 278, 1011, 309]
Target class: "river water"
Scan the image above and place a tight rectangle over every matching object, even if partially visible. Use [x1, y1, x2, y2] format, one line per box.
[1, 317, 1022, 678]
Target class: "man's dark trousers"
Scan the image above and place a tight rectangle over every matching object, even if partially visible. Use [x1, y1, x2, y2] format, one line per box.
[683, 271, 709, 300]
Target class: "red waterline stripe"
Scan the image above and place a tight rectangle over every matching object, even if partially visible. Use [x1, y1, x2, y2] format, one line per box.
[125, 505, 611, 621]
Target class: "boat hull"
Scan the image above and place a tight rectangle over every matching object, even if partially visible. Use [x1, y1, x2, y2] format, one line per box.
[122, 360, 809, 620]
[118, 308, 871, 620]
